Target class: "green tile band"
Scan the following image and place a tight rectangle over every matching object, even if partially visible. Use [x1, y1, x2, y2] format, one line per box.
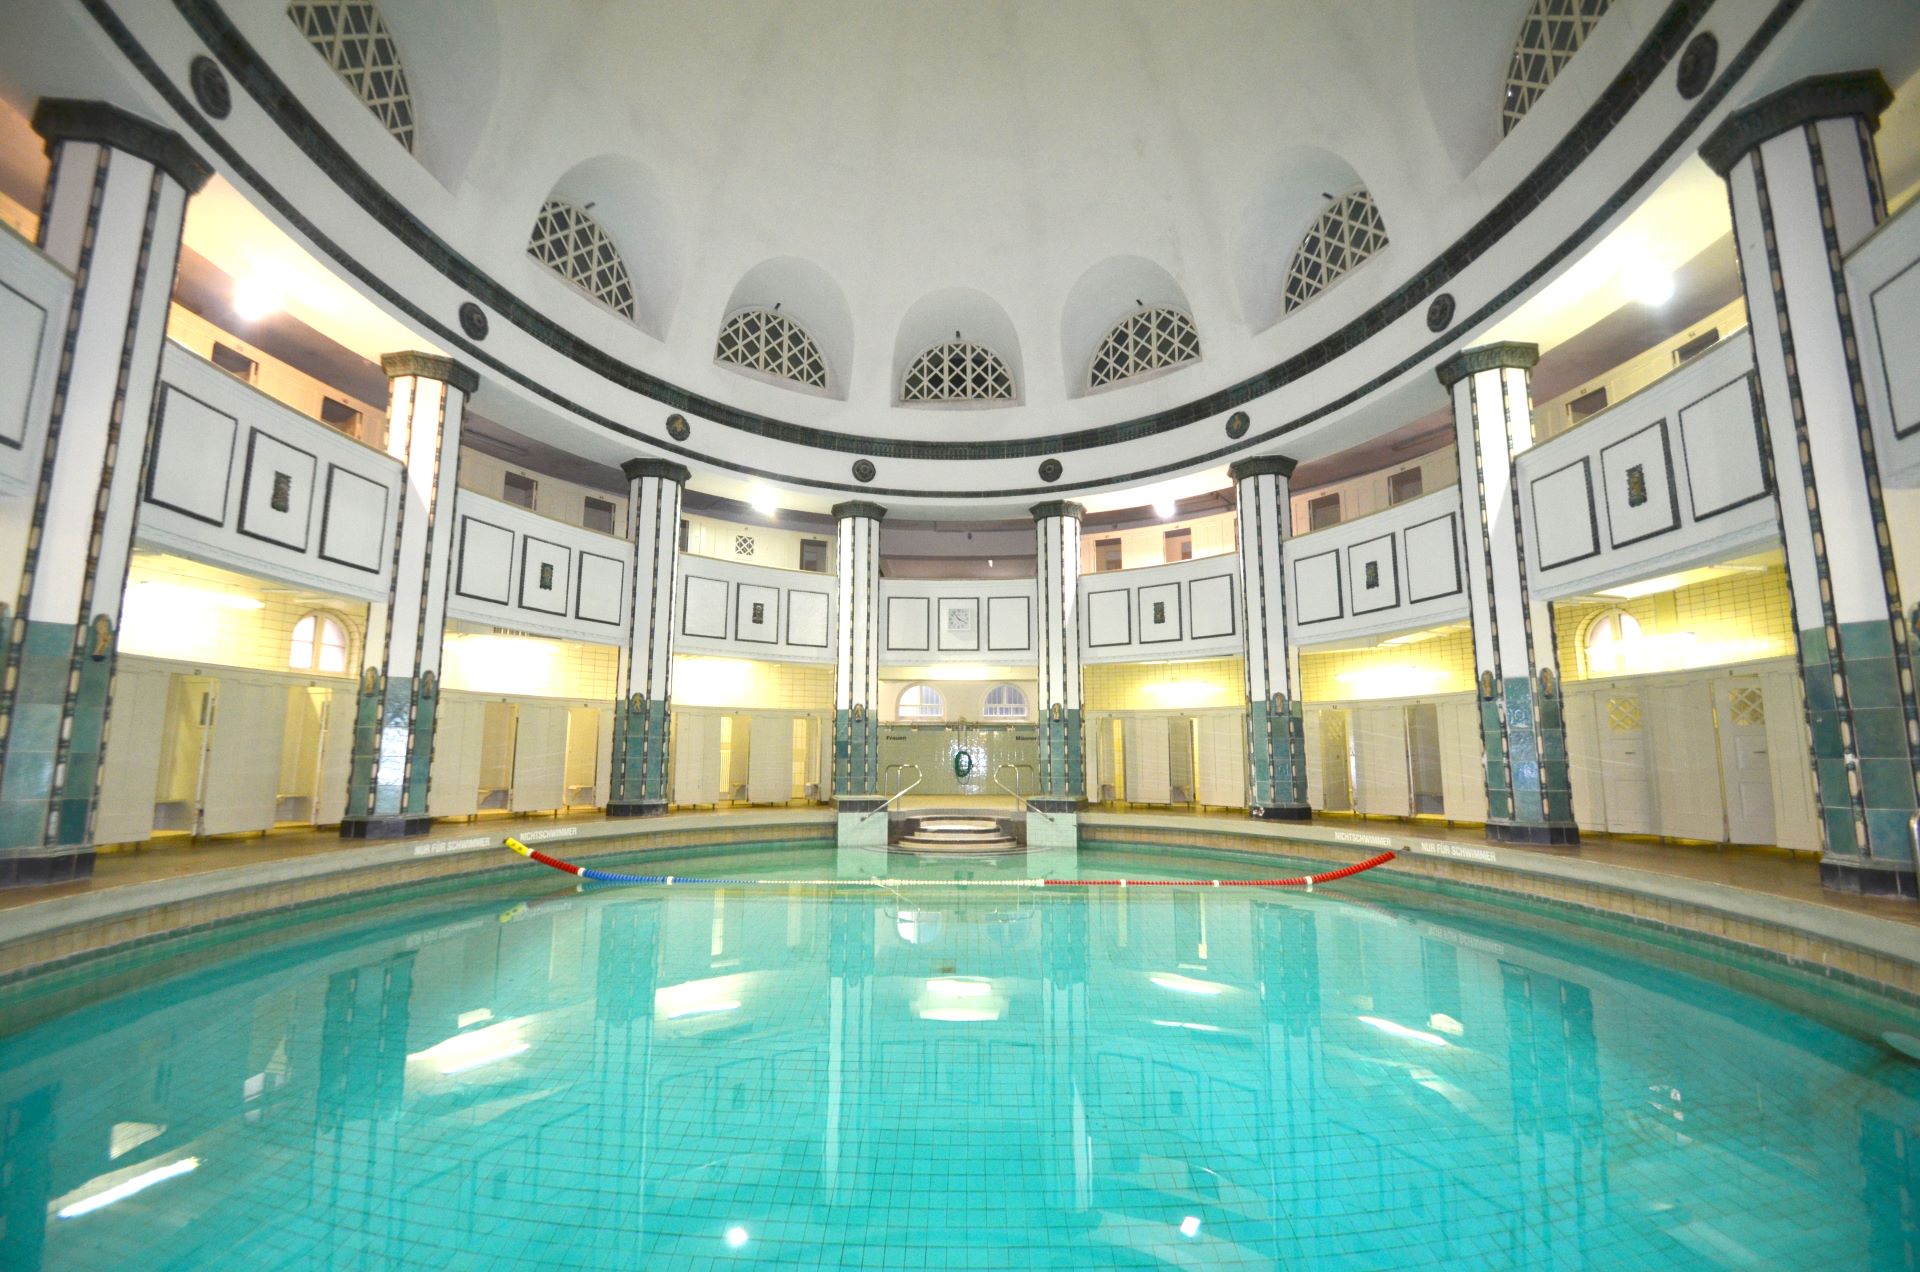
[609, 697, 670, 808]
[1246, 698, 1307, 811]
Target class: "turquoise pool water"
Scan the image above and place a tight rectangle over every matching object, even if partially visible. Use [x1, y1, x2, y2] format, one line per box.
[2, 842, 1917, 1270]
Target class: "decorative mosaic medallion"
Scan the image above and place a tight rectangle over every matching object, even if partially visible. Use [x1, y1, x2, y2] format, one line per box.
[190, 56, 231, 119]
[852, 459, 876, 483]
[458, 302, 489, 340]
[1676, 33, 1718, 100]
[665, 414, 691, 441]
[1426, 293, 1455, 332]
[1225, 411, 1250, 439]
[1038, 458, 1063, 483]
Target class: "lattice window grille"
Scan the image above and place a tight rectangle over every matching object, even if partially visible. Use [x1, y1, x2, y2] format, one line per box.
[287, 0, 416, 150]
[527, 199, 637, 320]
[1607, 697, 1642, 732]
[1728, 687, 1765, 728]
[1283, 187, 1388, 314]
[900, 340, 1015, 404]
[715, 308, 828, 388]
[1088, 306, 1201, 389]
[1501, 0, 1612, 136]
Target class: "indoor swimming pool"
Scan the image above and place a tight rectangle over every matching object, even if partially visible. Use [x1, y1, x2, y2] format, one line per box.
[2, 841, 1916, 1270]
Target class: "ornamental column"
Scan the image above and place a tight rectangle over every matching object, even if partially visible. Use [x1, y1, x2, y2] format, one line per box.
[1703, 71, 1917, 897]
[339, 354, 476, 838]
[1437, 342, 1578, 845]
[607, 458, 688, 816]
[1031, 501, 1085, 815]
[0, 102, 209, 885]
[1231, 454, 1310, 819]
[832, 501, 884, 806]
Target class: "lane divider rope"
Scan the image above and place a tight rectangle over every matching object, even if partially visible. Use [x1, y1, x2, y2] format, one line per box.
[504, 838, 1397, 890]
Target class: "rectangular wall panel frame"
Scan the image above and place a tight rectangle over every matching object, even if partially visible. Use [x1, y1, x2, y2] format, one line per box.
[145, 386, 236, 526]
[1677, 375, 1773, 521]
[734, 582, 781, 644]
[316, 463, 390, 573]
[785, 588, 831, 647]
[886, 595, 931, 651]
[681, 575, 730, 638]
[1402, 512, 1463, 603]
[1599, 418, 1682, 550]
[1136, 582, 1184, 644]
[1871, 257, 1920, 438]
[454, 515, 516, 605]
[986, 594, 1032, 651]
[1186, 574, 1237, 639]
[235, 427, 318, 554]
[1291, 549, 1345, 625]
[936, 596, 981, 652]
[1527, 456, 1601, 569]
[574, 550, 626, 625]
[517, 534, 574, 616]
[1345, 533, 1401, 615]
[1085, 589, 1133, 647]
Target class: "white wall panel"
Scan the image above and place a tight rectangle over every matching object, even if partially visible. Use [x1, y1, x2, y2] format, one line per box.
[877, 579, 1038, 665]
[1847, 192, 1920, 486]
[674, 557, 836, 664]
[448, 491, 627, 644]
[1079, 558, 1241, 664]
[1283, 488, 1470, 646]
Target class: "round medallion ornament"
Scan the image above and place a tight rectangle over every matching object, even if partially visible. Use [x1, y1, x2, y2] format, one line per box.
[1426, 293, 1456, 333]
[1676, 32, 1718, 100]
[1038, 458, 1063, 483]
[458, 302, 489, 340]
[665, 414, 691, 441]
[1225, 411, 1250, 439]
[852, 459, 876, 483]
[189, 56, 231, 120]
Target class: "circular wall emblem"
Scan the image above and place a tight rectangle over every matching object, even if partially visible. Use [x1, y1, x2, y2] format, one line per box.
[1676, 32, 1718, 100]
[1038, 458, 1063, 483]
[852, 459, 876, 483]
[1225, 411, 1250, 439]
[1426, 293, 1456, 332]
[189, 56, 231, 120]
[665, 414, 691, 441]
[458, 302, 489, 340]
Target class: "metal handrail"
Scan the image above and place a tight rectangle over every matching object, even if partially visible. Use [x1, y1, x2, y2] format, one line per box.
[862, 764, 923, 824]
[993, 763, 1057, 823]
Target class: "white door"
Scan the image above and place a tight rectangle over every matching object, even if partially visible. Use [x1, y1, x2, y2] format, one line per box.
[1598, 689, 1653, 834]
[1303, 707, 1326, 808]
[1717, 675, 1777, 845]
[1437, 698, 1488, 823]
[94, 665, 169, 845]
[1647, 677, 1723, 841]
[510, 703, 568, 812]
[1760, 667, 1821, 851]
[595, 708, 615, 806]
[1167, 717, 1197, 804]
[1123, 716, 1172, 804]
[1091, 714, 1118, 802]
[1562, 689, 1605, 832]
[673, 711, 721, 806]
[747, 714, 794, 804]
[428, 695, 486, 819]
[1352, 705, 1410, 816]
[312, 685, 357, 826]
[1195, 712, 1246, 808]
[200, 676, 287, 836]
[563, 705, 602, 806]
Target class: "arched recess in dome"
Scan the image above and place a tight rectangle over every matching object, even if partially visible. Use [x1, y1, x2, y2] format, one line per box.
[1059, 256, 1200, 399]
[527, 154, 683, 340]
[1414, 0, 1536, 178]
[1232, 146, 1379, 335]
[715, 257, 854, 400]
[891, 289, 1024, 408]
[375, 0, 499, 190]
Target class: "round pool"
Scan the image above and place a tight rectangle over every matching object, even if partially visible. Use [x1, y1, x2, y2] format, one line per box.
[2, 842, 1915, 1270]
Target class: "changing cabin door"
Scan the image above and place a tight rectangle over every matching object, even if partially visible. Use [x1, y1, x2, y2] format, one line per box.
[428, 695, 487, 819]
[1122, 716, 1172, 804]
[94, 664, 170, 845]
[200, 676, 287, 836]
[1195, 712, 1246, 808]
[1716, 675, 1776, 845]
[510, 703, 569, 812]
[312, 684, 357, 826]
[1351, 705, 1410, 817]
[1647, 678, 1723, 841]
[747, 714, 794, 804]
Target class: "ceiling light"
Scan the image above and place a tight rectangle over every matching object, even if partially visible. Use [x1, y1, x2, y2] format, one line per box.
[232, 272, 284, 321]
[1620, 258, 1675, 305]
[748, 485, 779, 516]
[1153, 498, 1177, 520]
[725, 1227, 749, 1249]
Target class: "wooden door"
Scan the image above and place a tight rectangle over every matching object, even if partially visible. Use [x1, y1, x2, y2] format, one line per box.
[1716, 674, 1777, 845]
[94, 664, 169, 845]
[200, 676, 287, 835]
[510, 703, 568, 812]
[1647, 677, 1723, 841]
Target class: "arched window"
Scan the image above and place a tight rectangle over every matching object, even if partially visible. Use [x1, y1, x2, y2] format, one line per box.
[901, 341, 1016, 404]
[982, 684, 1029, 720]
[1088, 306, 1201, 389]
[1501, 0, 1612, 136]
[1582, 608, 1643, 677]
[527, 199, 638, 320]
[290, 613, 350, 674]
[715, 308, 828, 388]
[1284, 187, 1388, 314]
[897, 683, 946, 720]
[287, 0, 417, 151]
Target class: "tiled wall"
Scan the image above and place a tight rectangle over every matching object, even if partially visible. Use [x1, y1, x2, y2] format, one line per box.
[672, 655, 834, 710]
[1553, 560, 1795, 681]
[439, 631, 619, 700]
[1083, 657, 1245, 711]
[117, 551, 366, 677]
[1300, 626, 1477, 702]
[1081, 511, 1236, 573]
